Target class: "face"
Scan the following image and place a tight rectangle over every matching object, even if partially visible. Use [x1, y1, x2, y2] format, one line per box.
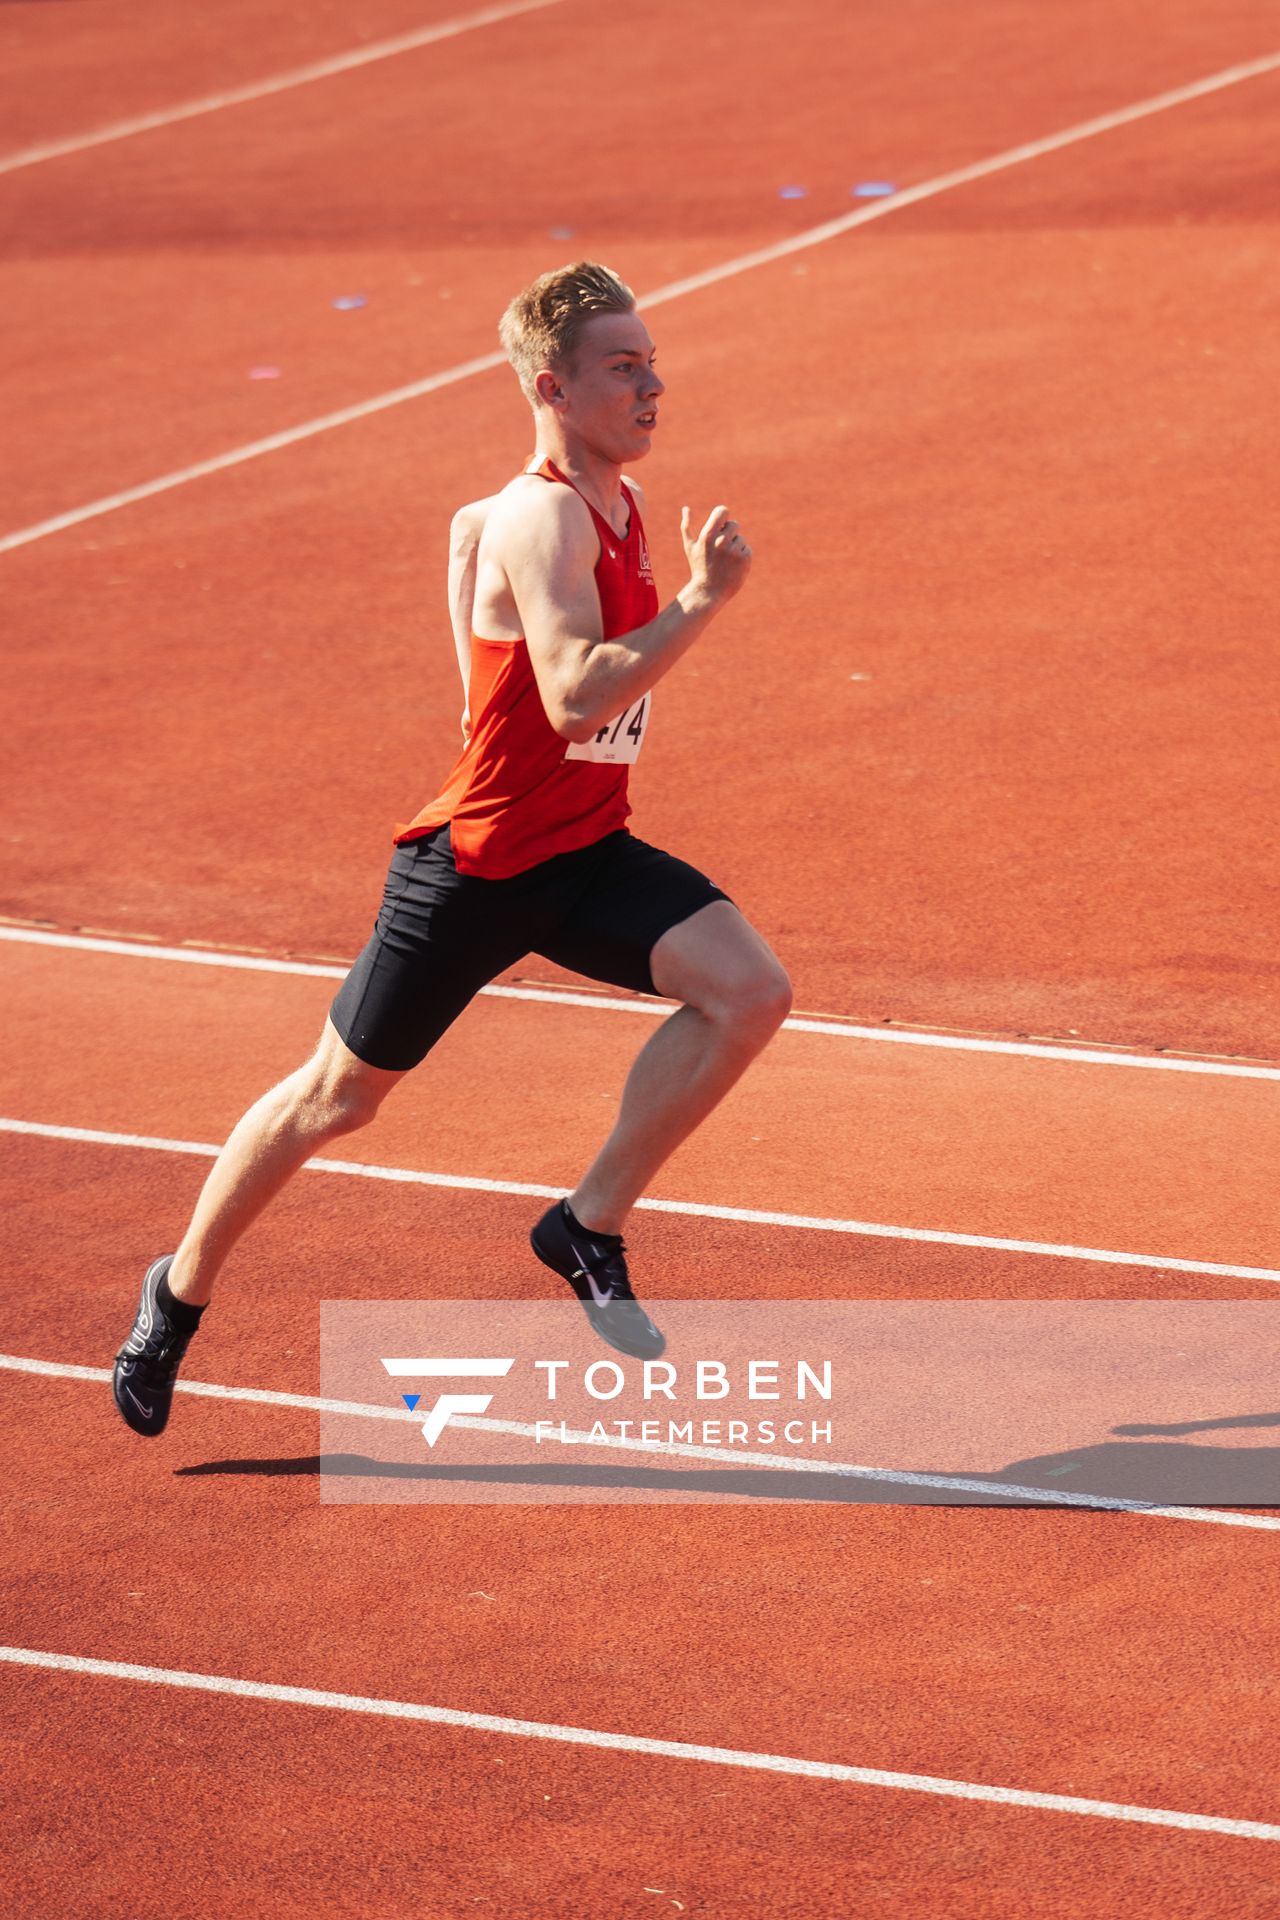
[536, 310, 665, 462]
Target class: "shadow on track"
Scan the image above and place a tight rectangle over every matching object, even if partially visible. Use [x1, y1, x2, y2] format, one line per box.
[175, 1413, 1280, 1507]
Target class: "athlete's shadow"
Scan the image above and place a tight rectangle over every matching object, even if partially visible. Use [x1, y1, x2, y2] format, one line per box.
[177, 1453, 1037, 1501]
[178, 1408, 1280, 1505]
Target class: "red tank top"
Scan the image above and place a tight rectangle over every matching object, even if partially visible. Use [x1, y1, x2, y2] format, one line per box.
[395, 459, 660, 877]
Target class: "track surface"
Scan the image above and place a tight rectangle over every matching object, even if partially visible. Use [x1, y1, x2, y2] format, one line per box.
[3, 1, 1279, 1914]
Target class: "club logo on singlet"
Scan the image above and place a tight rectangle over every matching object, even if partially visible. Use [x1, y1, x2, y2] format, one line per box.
[638, 532, 654, 584]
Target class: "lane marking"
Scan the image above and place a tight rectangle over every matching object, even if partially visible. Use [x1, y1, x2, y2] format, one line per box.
[3, 47, 1278, 555]
[4, 1350, 1279, 1531]
[0, 351, 507, 556]
[638, 47, 1280, 310]
[0, 0, 564, 178]
[2, 1116, 1276, 1281]
[2, 1642, 1277, 1836]
[3, 925, 1276, 1079]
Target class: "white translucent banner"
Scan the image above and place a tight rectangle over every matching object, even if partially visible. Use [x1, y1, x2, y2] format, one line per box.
[317, 1300, 1280, 1507]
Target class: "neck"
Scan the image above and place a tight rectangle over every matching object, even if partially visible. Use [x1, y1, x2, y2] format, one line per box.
[532, 429, 624, 519]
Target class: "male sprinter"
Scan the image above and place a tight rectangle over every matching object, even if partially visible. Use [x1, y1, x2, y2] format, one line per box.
[113, 262, 791, 1437]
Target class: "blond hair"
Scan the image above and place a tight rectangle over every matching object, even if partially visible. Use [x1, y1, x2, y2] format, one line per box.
[499, 261, 636, 405]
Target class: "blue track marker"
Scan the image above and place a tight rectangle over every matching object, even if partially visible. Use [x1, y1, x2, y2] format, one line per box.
[402, 1394, 421, 1411]
[852, 181, 896, 198]
[778, 184, 808, 200]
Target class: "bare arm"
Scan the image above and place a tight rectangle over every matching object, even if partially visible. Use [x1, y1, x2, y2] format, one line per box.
[502, 487, 752, 744]
[447, 496, 498, 742]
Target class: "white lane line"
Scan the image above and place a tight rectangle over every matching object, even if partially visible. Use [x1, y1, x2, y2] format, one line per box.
[3, 1115, 1276, 1281]
[0, 351, 506, 557]
[637, 47, 1280, 313]
[3, 925, 1276, 1080]
[4, 1350, 1279, 1531]
[0, 0, 564, 178]
[2, 47, 1278, 556]
[1, 1643, 1276, 1837]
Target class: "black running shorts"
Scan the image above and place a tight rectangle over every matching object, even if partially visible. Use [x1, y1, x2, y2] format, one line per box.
[329, 825, 732, 1071]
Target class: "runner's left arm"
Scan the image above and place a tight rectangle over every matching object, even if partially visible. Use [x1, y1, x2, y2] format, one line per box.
[447, 496, 498, 742]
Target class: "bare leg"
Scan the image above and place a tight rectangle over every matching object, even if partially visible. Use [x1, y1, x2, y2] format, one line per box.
[568, 902, 791, 1235]
[168, 1017, 407, 1304]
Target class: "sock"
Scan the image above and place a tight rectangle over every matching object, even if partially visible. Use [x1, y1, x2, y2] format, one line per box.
[563, 1200, 621, 1246]
[158, 1269, 206, 1334]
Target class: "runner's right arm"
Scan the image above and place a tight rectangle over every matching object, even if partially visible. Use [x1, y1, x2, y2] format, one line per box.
[498, 485, 752, 743]
[447, 496, 498, 743]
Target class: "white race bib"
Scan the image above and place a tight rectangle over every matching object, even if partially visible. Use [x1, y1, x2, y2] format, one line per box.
[564, 694, 651, 764]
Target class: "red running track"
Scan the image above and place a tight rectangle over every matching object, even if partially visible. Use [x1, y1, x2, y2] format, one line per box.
[3, 1, 1280, 1913]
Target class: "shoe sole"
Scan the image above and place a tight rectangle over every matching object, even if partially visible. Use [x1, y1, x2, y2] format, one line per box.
[580, 1304, 667, 1362]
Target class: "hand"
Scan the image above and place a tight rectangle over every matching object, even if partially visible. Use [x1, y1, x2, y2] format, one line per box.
[681, 503, 753, 604]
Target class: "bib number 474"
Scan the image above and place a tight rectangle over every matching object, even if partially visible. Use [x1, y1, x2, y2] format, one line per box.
[564, 695, 650, 765]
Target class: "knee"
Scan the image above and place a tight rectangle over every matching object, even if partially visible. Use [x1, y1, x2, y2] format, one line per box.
[328, 1076, 386, 1134]
[716, 960, 793, 1046]
[296, 1060, 389, 1137]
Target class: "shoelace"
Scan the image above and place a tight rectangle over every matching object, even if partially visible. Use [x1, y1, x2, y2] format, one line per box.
[119, 1324, 193, 1377]
[581, 1239, 638, 1303]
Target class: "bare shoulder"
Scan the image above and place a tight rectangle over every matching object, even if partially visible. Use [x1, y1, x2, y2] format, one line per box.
[488, 472, 596, 558]
[449, 492, 500, 542]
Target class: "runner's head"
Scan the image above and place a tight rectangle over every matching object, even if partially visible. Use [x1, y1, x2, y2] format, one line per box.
[500, 261, 663, 462]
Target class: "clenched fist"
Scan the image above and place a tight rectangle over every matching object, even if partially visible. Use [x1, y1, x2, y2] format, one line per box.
[681, 503, 753, 604]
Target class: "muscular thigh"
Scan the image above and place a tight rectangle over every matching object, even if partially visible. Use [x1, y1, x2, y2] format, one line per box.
[648, 898, 789, 1018]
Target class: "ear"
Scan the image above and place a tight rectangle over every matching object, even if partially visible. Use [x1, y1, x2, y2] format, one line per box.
[533, 367, 566, 410]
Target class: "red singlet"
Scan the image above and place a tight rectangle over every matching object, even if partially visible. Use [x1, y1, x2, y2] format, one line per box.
[395, 458, 660, 878]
